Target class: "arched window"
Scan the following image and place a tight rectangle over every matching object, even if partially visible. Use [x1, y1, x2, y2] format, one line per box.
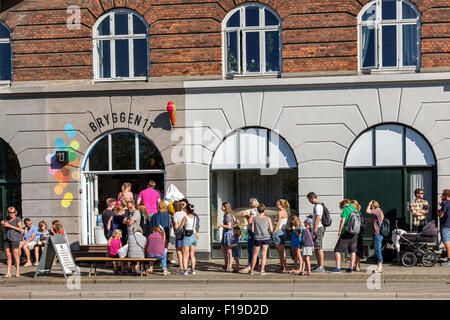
[0, 22, 12, 81]
[358, 0, 420, 70]
[223, 4, 281, 76]
[344, 124, 436, 237]
[93, 9, 148, 81]
[83, 131, 164, 171]
[210, 128, 297, 257]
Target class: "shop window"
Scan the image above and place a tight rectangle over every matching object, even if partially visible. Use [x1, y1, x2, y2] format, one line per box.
[344, 124, 436, 251]
[211, 128, 298, 256]
[223, 4, 281, 76]
[358, 0, 420, 71]
[93, 9, 148, 81]
[0, 21, 12, 81]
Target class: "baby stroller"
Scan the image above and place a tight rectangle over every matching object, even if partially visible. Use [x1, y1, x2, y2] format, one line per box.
[391, 220, 440, 267]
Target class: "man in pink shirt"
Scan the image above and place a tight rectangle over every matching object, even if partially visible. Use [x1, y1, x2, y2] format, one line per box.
[137, 180, 161, 217]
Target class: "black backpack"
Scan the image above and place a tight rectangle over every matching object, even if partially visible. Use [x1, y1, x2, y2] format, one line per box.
[140, 211, 150, 237]
[319, 203, 332, 227]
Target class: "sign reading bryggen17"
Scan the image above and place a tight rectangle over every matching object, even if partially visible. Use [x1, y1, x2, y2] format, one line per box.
[88, 112, 153, 133]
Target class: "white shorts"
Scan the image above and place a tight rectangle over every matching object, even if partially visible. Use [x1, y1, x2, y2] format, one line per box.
[26, 241, 37, 250]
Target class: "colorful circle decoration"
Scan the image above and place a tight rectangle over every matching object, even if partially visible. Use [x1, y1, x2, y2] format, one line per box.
[45, 123, 80, 208]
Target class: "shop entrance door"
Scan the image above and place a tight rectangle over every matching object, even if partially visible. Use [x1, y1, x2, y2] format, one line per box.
[82, 172, 165, 245]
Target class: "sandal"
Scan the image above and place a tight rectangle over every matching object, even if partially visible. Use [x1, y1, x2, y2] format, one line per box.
[218, 266, 227, 271]
[4, 274, 11, 278]
[226, 268, 233, 272]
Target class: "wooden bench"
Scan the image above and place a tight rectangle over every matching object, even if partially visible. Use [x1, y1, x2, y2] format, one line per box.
[75, 257, 157, 278]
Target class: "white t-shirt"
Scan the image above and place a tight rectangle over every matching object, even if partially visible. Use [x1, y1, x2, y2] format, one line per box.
[173, 211, 187, 227]
[313, 203, 324, 229]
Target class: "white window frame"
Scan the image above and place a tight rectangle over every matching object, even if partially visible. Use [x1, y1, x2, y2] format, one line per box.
[0, 21, 12, 84]
[83, 130, 164, 173]
[358, 0, 420, 72]
[93, 9, 149, 82]
[222, 4, 282, 77]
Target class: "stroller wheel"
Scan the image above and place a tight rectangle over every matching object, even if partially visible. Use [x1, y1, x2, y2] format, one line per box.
[401, 251, 417, 267]
[421, 250, 437, 267]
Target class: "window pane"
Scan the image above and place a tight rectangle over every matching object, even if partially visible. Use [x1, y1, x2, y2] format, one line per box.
[402, 2, 417, 19]
[245, 32, 260, 72]
[115, 39, 130, 77]
[0, 25, 10, 38]
[361, 26, 376, 68]
[226, 11, 240, 28]
[0, 43, 11, 80]
[88, 136, 108, 171]
[139, 136, 164, 170]
[375, 125, 403, 166]
[115, 13, 128, 35]
[239, 128, 267, 169]
[382, 25, 397, 67]
[133, 39, 147, 77]
[133, 15, 146, 34]
[362, 4, 376, 22]
[211, 131, 238, 169]
[226, 32, 239, 73]
[111, 133, 136, 170]
[403, 24, 417, 66]
[98, 17, 110, 36]
[97, 40, 111, 78]
[265, 9, 279, 26]
[269, 131, 297, 168]
[382, 0, 397, 20]
[6, 144, 20, 181]
[265, 31, 279, 72]
[405, 128, 435, 165]
[345, 130, 373, 167]
[245, 6, 259, 26]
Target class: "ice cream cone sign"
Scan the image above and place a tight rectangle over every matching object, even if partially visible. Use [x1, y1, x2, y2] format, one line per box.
[167, 101, 176, 127]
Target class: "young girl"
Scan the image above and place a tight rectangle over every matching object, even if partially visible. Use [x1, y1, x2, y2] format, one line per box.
[117, 182, 133, 206]
[50, 220, 65, 235]
[217, 202, 234, 272]
[301, 218, 314, 275]
[36, 221, 50, 255]
[230, 226, 242, 273]
[242, 198, 259, 273]
[288, 215, 303, 275]
[108, 206, 128, 245]
[108, 229, 125, 274]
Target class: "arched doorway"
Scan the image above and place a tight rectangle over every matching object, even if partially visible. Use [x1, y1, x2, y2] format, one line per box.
[81, 130, 164, 245]
[0, 138, 21, 249]
[344, 124, 436, 254]
[210, 127, 298, 258]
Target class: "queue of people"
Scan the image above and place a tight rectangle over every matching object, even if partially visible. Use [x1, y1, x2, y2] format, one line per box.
[103, 180, 200, 276]
[1, 206, 65, 277]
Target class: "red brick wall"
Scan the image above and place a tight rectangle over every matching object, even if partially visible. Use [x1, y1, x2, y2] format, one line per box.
[0, 0, 448, 81]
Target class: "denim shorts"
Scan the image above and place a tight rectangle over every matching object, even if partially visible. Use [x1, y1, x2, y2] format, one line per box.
[254, 239, 270, 246]
[272, 230, 285, 245]
[183, 233, 198, 247]
[441, 227, 450, 243]
[232, 246, 240, 258]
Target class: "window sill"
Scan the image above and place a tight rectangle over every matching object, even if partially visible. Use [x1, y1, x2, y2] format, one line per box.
[0, 80, 11, 86]
[224, 73, 281, 79]
[93, 77, 147, 83]
[359, 67, 419, 75]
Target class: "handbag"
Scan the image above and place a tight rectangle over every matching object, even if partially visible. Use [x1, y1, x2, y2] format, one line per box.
[118, 244, 128, 258]
[176, 227, 185, 240]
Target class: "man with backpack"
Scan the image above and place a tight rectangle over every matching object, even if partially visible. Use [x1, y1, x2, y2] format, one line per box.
[307, 192, 331, 272]
[331, 199, 360, 273]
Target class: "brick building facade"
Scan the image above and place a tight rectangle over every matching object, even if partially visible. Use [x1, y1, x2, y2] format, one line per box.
[0, 0, 449, 81]
[0, 0, 449, 258]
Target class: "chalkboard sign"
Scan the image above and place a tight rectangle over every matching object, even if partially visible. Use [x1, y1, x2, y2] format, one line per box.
[34, 235, 79, 278]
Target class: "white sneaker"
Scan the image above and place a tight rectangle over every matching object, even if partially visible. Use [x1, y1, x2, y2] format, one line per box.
[189, 270, 196, 275]
[180, 270, 188, 276]
[33, 262, 39, 266]
[163, 269, 171, 276]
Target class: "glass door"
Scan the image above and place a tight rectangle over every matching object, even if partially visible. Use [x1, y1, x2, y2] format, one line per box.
[85, 174, 99, 245]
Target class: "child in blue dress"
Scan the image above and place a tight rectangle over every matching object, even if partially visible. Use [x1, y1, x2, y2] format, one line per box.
[288, 215, 303, 274]
[230, 226, 242, 273]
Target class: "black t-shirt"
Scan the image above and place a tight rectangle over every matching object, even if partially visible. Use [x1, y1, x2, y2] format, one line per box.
[102, 209, 115, 235]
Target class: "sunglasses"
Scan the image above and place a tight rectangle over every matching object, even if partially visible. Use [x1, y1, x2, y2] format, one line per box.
[8, 211, 16, 214]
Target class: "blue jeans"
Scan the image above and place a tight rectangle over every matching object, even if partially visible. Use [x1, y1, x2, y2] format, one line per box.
[247, 233, 260, 267]
[373, 233, 383, 263]
[147, 248, 167, 270]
